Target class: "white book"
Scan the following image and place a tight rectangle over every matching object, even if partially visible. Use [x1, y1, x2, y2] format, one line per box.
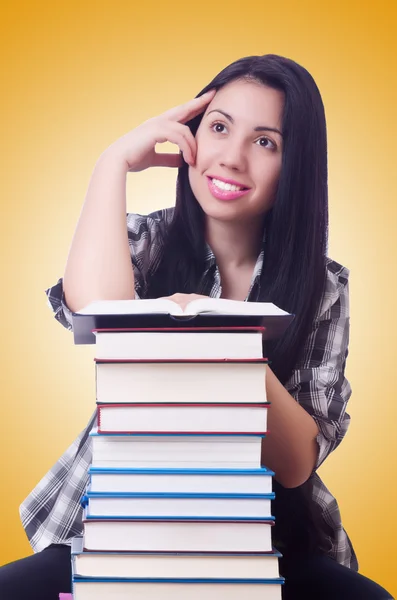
[72, 580, 283, 600]
[77, 297, 289, 318]
[90, 430, 263, 469]
[95, 360, 267, 405]
[72, 298, 294, 346]
[96, 403, 268, 434]
[71, 536, 282, 580]
[88, 467, 274, 495]
[83, 493, 274, 519]
[82, 518, 274, 552]
[93, 330, 264, 360]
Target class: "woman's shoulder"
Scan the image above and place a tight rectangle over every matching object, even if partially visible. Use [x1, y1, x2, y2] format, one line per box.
[126, 206, 175, 237]
[317, 257, 350, 319]
[325, 256, 349, 285]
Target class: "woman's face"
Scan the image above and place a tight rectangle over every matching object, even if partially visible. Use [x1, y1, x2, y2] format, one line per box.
[188, 79, 284, 225]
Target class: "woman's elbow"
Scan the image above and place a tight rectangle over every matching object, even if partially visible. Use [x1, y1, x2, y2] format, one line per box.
[276, 469, 313, 489]
[275, 444, 318, 488]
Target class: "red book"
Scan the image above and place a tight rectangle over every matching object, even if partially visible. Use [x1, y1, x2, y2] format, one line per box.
[94, 358, 269, 406]
[92, 327, 266, 361]
[96, 403, 269, 435]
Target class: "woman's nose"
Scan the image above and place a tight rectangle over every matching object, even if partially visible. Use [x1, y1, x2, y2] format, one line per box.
[218, 140, 247, 171]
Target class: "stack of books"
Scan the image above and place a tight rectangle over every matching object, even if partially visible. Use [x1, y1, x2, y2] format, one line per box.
[60, 297, 293, 600]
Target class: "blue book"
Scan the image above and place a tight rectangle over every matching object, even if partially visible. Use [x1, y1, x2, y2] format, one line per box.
[81, 489, 275, 520]
[87, 466, 275, 495]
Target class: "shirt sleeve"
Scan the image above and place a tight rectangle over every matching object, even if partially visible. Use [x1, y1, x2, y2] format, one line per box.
[44, 209, 172, 331]
[284, 260, 352, 470]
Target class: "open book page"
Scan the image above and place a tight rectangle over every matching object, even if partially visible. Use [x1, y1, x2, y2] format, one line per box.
[183, 297, 289, 316]
[76, 297, 289, 317]
[77, 298, 184, 316]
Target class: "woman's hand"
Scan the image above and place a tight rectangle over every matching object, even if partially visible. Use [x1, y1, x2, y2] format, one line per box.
[158, 293, 210, 312]
[103, 89, 216, 172]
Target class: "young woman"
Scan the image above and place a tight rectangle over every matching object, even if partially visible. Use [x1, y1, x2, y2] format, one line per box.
[0, 54, 393, 600]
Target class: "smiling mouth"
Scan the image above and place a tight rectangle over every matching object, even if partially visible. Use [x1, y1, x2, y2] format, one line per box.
[208, 177, 250, 192]
[206, 177, 251, 201]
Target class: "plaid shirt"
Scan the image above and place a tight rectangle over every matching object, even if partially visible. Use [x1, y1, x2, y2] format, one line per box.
[20, 206, 358, 570]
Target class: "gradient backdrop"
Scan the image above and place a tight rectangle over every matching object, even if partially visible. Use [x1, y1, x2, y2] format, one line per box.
[1, 0, 396, 596]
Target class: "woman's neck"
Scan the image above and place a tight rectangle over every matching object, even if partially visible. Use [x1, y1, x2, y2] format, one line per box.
[205, 216, 264, 271]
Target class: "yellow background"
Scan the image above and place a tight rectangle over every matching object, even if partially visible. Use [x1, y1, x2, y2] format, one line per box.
[1, 0, 396, 596]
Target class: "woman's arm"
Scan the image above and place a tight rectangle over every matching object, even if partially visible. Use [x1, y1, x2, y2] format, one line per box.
[63, 153, 134, 313]
[261, 264, 352, 488]
[63, 91, 215, 314]
[261, 366, 319, 488]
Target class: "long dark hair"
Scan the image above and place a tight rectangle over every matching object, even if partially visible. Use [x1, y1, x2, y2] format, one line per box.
[146, 54, 332, 558]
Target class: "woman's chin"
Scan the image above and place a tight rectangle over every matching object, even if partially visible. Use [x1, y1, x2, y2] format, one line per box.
[199, 203, 243, 223]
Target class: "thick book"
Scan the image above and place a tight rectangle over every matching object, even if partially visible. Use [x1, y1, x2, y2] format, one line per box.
[81, 490, 275, 519]
[96, 403, 269, 435]
[88, 467, 275, 495]
[71, 535, 282, 580]
[95, 359, 268, 405]
[92, 327, 265, 360]
[82, 517, 275, 553]
[71, 297, 294, 344]
[71, 535, 281, 579]
[71, 578, 284, 600]
[89, 429, 264, 469]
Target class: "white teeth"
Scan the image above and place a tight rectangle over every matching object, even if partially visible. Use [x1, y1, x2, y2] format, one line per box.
[212, 178, 244, 192]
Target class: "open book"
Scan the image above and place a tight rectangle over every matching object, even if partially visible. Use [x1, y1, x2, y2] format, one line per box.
[72, 298, 294, 345]
[77, 297, 289, 318]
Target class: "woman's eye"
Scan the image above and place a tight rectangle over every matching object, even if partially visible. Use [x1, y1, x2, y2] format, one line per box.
[211, 122, 226, 134]
[257, 137, 276, 150]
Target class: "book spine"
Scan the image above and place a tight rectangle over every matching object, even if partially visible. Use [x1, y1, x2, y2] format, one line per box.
[97, 403, 270, 408]
[72, 576, 285, 584]
[87, 467, 274, 475]
[82, 517, 275, 524]
[82, 492, 276, 500]
[94, 358, 269, 363]
[93, 326, 266, 333]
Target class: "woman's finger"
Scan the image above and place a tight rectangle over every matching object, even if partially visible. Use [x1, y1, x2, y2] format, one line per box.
[154, 122, 197, 166]
[165, 89, 217, 125]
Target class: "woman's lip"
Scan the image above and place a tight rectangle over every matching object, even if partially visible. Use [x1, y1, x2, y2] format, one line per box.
[206, 176, 251, 201]
[207, 174, 251, 189]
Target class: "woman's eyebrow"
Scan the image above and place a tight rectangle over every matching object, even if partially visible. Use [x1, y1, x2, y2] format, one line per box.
[206, 108, 283, 137]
